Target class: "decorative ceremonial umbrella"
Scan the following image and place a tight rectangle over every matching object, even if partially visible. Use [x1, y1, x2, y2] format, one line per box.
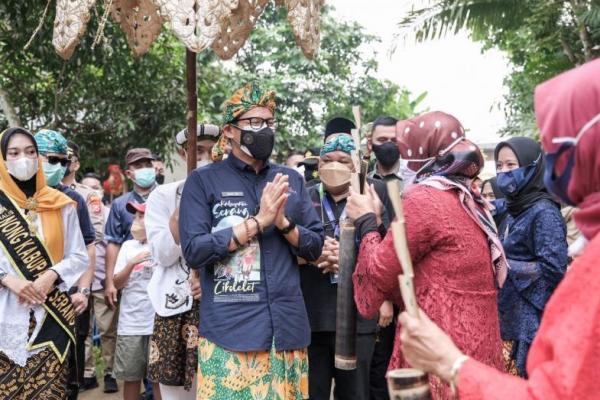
[51, 0, 323, 171]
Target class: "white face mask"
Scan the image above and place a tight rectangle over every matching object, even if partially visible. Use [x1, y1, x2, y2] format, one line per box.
[6, 157, 38, 181]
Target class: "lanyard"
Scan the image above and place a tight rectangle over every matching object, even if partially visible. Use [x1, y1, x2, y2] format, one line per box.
[319, 184, 346, 239]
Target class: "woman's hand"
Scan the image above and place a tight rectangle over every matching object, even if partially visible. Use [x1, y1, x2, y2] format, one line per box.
[256, 173, 289, 229]
[346, 189, 376, 221]
[2, 275, 46, 305]
[398, 310, 465, 383]
[32, 269, 59, 297]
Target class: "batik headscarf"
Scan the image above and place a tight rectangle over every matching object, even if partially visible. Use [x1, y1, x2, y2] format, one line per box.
[212, 83, 277, 161]
[395, 111, 508, 287]
[320, 134, 356, 156]
[535, 58, 600, 240]
[34, 129, 68, 155]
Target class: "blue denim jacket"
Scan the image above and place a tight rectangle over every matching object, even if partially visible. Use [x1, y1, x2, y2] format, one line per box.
[180, 154, 324, 352]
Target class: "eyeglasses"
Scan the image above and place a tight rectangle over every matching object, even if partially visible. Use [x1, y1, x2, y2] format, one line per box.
[233, 117, 277, 131]
[47, 156, 70, 167]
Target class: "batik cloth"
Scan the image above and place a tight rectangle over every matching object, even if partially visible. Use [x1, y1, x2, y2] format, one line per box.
[212, 83, 277, 162]
[148, 301, 199, 390]
[0, 348, 68, 400]
[196, 337, 309, 400]
[222, 83, 276, 125]
[320, 133, 356, 156]
[34, 129, 68, 155]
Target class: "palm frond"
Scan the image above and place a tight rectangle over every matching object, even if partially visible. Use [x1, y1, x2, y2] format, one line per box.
[397, 0, 531, 43]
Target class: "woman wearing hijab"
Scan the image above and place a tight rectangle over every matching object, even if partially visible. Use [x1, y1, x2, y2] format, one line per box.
[494, 137, 568, 377]
[481, 177, 508, 232]
[346, 111, 506, 399]
[0, 127, 88, 399]
[392, 57, 600, 400]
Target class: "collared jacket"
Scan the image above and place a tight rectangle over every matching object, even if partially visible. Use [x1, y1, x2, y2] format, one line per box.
[179, 154, 324, 352]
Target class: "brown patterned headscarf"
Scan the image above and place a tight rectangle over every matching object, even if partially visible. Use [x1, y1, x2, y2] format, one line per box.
[395, 111, 483, 180]
[396, 111, 508, 287]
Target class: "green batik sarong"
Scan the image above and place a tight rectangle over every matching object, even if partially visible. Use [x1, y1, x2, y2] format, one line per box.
[197, 337, 308, 400]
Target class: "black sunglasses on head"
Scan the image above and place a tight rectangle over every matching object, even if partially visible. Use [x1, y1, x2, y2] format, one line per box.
[47, 156, 70, 167]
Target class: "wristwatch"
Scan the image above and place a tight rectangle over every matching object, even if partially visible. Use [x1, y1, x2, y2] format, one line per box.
[0, 271, 7, 287]
[78, 287, 91, 297]
[277, 217, 296, 235]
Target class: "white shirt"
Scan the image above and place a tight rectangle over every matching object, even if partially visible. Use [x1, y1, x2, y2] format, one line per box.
[145, 180, 194, 317]
[114, 239, 155, 335]
[0, 204, 88, 366]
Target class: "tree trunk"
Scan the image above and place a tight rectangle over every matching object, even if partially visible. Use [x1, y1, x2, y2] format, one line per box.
[569, 0, 595, 61]
[560, 37, 579, 65]
[0, 87, 21, 127]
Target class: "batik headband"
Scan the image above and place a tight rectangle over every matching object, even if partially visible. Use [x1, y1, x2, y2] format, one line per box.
[222, 82, 276, 125]
[35, 129, 68, 155]
[320, 134, 356, 156]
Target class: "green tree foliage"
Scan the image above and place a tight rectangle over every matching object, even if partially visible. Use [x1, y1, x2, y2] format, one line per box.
[0, 1, 425, 173]
[234, 4, 426, 155]
[398, 0, 600, 137]
[0, 1, 230, 172]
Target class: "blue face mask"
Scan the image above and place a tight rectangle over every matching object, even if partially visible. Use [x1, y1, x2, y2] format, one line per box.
[543, 142, 576, 206]
[490, 198, 507, 217]
[42, 161, 66, 187]
[496, 160, 538, 197]
[541, 112, 600, 206]
[133, 167, 156, 188]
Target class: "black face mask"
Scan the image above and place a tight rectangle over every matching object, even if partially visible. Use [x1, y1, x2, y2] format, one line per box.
[155, 174, 165, 185]
[372, 142, 400, 168]
[240, 127, 275, 161]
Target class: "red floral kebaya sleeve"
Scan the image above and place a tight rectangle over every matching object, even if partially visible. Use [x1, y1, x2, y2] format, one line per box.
[457, 236, 600, 400]
[353, 186, 441, 319]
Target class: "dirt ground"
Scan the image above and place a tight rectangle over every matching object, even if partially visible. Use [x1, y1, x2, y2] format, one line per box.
[78, 383, 123, 400]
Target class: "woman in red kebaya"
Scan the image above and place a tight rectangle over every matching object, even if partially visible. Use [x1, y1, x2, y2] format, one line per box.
[397, 59, 600, 400]
[347, 111, 506, 399]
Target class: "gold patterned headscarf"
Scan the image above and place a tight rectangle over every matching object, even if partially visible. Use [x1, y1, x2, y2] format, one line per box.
[212, 83, 277, 161]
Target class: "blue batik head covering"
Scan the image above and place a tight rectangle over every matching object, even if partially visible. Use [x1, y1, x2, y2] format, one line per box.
[320, 134, 356, 157]
[35, 129, 68, 155]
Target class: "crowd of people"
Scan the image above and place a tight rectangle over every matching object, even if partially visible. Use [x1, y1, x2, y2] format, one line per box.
[0, 59, 598, 400]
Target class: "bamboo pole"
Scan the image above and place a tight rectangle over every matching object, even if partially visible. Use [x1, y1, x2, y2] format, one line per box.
[385, 179, 418, 316]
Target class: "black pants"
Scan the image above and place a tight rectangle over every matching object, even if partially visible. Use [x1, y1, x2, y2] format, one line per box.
[66, 302, 92, 400]
[369, 323, 395, 400]
[308, 331, 376, 400]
